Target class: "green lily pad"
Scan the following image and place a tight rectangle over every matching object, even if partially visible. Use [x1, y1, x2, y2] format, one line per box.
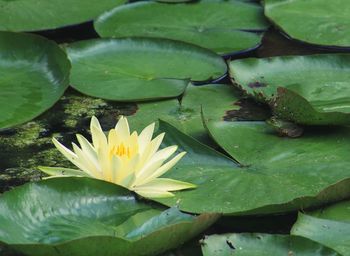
[128, 83, 245, 143]
[152, 120, 350, 214]
[66, 38, 226, 101]
[0, 32, 70, 130]
[229, 54, 350, 125]
[201, 233, 339, 256]
[264, 0, 350, 48]
[0, 177, 217, 256]
[94, 1, 269, 55]
[291, 201, 350, 256]
[0, 0, 126, 32]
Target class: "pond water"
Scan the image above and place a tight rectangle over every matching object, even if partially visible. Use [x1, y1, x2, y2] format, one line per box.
[0, 19, 348, 256]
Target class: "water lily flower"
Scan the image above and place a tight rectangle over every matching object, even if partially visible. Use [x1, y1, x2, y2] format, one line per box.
[39, 116, 196, 198]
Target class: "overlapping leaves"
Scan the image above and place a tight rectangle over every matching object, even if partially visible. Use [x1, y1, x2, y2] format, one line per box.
[0, 178, 217, 256]
[128, 84, 350, 215]
[95, 1, 269, 55]
[66, 38, 226, 101]
[230, 54, 350, 125]
[292, 201, 350, 255]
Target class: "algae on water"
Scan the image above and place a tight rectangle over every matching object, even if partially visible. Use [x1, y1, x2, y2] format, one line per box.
[0, 89, 136, 193]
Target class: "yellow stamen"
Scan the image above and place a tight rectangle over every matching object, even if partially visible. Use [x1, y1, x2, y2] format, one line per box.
[110, 143, 131, 159]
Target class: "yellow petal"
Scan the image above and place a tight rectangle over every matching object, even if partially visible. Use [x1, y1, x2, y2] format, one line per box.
[72, 143, 101, 178]
[134, 189, 175, 198]
[147, 132, 165, 158]
[144, 145, 177, 168]
[76, 134, 99, 169]
[133, 158, 165, 186]
[135, 178, 196, 192]
[115, 154, 140, 184]
[108, 129, 118, 145]
[142, 152, 187, 184]
[52, 138, 76, 160]
[115, 116, 130, 138]
[126, 131, 139, 156]
[137, 122, 155, 154]
[52, 138, 87, 172]
[97, 146, 110, 181]
[110, 155, 122, 183]
[136, 133, 165, 170]
[90, 116, 103, 148]
[120, 173, 136, 188]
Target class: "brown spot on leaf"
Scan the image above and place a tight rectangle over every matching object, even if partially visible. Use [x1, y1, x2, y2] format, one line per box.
[248, 82, 267, 88]
[224, 99, 271, 121]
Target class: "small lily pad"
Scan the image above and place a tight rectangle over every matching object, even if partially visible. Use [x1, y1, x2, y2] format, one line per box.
[291, 201, 350, 256]
[94, 1, 269, 55]
[0, 177, 217, 256]
[0, 32, 70, 130]
[201, 233, 339, 256]
[0, 0, 126, 32]
[264, 0, 350, 48]
[66, 38, 227, 101]
[230, 54, 350, 125]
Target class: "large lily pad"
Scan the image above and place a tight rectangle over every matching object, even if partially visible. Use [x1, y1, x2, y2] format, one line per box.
[0, 32, 70, 130]
[0, 177, 217, 256]
[152, 120, 350, 214]
[264, 0, 350, 48]
[0, 0, 126, 32]
[230, 54, 350, 125]
[292, 201, 350, 256]
[94, 1, 269, 55]
[201, 233, 339, 256]
[66, 38, 226, 101]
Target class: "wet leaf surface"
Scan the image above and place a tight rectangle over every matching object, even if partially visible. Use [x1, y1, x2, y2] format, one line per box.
[0, 32, 70, 130]
[66, 38, 226, 101]
[95, 1, 269, 55]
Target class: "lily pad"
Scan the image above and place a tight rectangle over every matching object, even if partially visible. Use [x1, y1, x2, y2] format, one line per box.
[128, 83, 244, 143]
[291, 201, 350, 256]
[66, 38, 226, 101]
[0, 0, 126, 32]
[152, 120, 350, 214]
[0, 177, 217, 256]
[201, 233, 339, 256]
[94, 1, 269, 55]
[229, 54, 350, 125]
[0, 32, 70, 130]
[264, 0, 350, 48]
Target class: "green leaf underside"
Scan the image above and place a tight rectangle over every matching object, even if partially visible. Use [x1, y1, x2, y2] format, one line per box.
[201, 233, 339, 256]
[230, 54, 350, 125]
[291, 200, 350, 255]
[151, 119, 350, 215]
[128, 83, 242, 143]
[0, 31, 70, 130]
[66, 38, 226, 101]
[0, 0, 126, 32]
[0, 177, 217, 256]
[264, 0, 350, 47]
[94, 1, 269, 54]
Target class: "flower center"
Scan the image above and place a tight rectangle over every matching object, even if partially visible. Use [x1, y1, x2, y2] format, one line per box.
[110, 143, 131, 158]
